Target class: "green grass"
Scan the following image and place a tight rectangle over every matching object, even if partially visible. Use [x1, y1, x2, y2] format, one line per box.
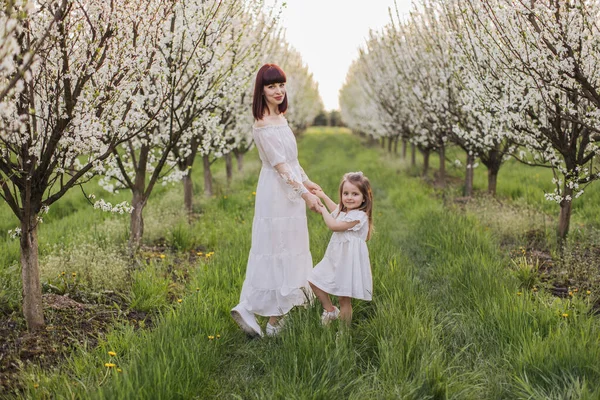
[10, 128, 600, 399]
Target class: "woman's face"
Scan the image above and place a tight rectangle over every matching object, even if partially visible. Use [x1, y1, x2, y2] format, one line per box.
[263, 82, 286, 109]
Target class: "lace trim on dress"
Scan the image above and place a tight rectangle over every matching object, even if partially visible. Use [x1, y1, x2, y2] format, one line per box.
[274, 162, 309, 201]
[299, 165, 310, 183]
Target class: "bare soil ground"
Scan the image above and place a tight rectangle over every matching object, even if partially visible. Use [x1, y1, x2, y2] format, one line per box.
[0, 292, 152, 396]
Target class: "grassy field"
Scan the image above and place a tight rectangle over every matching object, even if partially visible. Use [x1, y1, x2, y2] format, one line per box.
[2, 127, 600, 399]
[434, 145, 600, 238]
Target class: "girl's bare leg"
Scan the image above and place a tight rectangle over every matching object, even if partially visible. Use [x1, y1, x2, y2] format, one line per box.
[309, 282, 335, 312]
[338, 297, 352, 326]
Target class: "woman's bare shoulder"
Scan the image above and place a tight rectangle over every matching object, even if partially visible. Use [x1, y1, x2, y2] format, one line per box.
[254, 119, 271, 128]
[254, 115, 287, 129]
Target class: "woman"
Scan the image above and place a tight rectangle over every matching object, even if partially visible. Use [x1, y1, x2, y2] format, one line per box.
[231, 64, 322, 337]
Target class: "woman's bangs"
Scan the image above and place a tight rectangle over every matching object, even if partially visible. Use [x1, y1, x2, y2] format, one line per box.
[263, 66, 286, 85]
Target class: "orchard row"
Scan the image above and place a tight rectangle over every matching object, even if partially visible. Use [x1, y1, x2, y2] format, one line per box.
[0, 0, 321, 331]
[340, 0, 600, 240]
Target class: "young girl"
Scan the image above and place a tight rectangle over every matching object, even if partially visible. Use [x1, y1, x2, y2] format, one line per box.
[308, 172, 373, 326]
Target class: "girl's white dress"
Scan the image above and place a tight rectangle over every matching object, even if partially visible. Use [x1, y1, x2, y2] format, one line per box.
[308, 208, 372, 300]
[238, 123, 312, 316]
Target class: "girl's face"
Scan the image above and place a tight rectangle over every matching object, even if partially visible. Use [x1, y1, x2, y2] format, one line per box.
[263, 82, 286, 108]
[341, 181, 364, 211]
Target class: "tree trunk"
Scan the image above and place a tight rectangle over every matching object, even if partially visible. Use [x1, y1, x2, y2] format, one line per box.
[235, 151, 243, 172]
[422, 149, 430, 176]
[411, 143, 416, 167]
[464, 152, 475, 197]
[387, 137, 393, 153]
[225, 153, 233, 185]
[487, 165, 499, 196]
[21, 215, 45, 331]
[437, 145, 446, 187]
[129, 191, 146, 253]
[183, 173, 193, 215]
[401, 139, 407, 159]
[203, 154, 213, 196]
[393, 136, 399, 154]
[558, 186, 573, 240]
[381, 137, 385, 149]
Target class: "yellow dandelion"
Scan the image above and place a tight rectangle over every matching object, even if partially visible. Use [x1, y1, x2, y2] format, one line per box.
[252, 192, 256, 195]
[208, 335, 215, 340]
[569, 291, 573, 297]
[117, 368, 122, 373]
[108, 351, 117, 357]
[160, 254, 166, 259]
[562, 313, 569, 318]
[34, 384, 39, 389]
[177, 299, 182, 303]
[532, 287, 538, 292]
[72, 272, 76, 277]
[61, 271, 65, 276]
[517, 292, 522, 296]
[104, 363, 116, 368]
[196, 287, 200, 292]
[197, 252, 203, 256]
[216, 334, 221, 339]
[587, 290, 591, 295]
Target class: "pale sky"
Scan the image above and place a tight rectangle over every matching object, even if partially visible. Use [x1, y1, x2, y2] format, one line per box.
[278, 0, 414, 111]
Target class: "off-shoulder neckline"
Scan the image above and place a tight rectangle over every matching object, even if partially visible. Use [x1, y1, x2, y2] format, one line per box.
[253, 123, 288, 130]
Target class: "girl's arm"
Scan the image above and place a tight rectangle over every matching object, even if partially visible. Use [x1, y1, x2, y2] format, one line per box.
[318, 206, 359, 232]
[312, 188, 337, 213]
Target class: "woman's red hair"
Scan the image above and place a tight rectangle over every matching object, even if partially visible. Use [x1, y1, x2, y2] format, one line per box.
[252, 64, 288, 120]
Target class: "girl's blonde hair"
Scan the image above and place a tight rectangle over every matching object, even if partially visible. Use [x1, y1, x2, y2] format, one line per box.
[338, 171, 374, 240]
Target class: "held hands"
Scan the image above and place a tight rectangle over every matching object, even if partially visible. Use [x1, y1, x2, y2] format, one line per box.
[303, 180, 322, 193]
[301, 191, 324, 213]
[310, 188, 326, 199]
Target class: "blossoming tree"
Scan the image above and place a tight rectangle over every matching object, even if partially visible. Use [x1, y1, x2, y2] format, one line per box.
[0, 0, 165, 330]
[457, 0, 600, 238]
[99, 0, 258, 248]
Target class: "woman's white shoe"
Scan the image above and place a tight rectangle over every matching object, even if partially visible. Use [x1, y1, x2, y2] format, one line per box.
[231, 305, 263, 338]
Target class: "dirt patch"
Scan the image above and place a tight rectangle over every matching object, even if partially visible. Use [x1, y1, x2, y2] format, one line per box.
[0, 294, 153, 396]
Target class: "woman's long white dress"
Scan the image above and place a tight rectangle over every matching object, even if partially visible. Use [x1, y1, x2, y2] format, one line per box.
[238, 123, 312, 316]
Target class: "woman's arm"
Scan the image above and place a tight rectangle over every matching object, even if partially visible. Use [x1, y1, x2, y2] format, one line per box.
[273, 162, 309, 197]
[298, 166, 321, 192]
[272, 162, 322, 212]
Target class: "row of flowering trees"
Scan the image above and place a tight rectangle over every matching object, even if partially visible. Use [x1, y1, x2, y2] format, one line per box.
[0, 0, 322, 331]
[340, 0, 600, 241]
